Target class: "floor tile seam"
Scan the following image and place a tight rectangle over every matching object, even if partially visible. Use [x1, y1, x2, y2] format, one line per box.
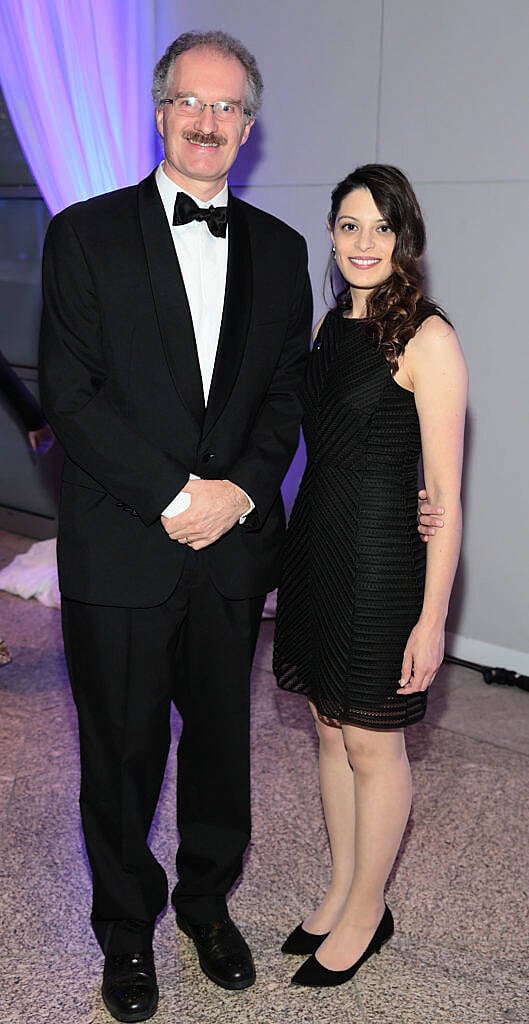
[424, 721, 529, 760]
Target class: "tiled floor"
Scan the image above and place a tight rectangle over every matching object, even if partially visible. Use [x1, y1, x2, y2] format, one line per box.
[1, 528, 528, 1024]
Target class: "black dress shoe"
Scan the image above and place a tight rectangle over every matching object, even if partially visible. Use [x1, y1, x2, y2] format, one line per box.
[291, 905, 394, 988]
[102, 951, 158, 1022]
[176, 912, 255, 990]
[281, 923, 329, 955]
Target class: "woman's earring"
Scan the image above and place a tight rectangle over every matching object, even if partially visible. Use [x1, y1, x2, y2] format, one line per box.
[331, 246, 336, 260]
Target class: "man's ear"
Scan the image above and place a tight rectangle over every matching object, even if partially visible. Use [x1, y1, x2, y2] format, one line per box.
[240, 117, 254, 146]
[155, 105, 165, 141]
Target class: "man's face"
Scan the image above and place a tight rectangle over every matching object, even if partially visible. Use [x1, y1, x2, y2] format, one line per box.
[155, 47, 254, 200]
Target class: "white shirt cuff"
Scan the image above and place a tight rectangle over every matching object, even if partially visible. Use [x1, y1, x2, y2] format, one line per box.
[238, 489, 255, 524]
[161, 476, 254, 524]
[161, 475, 199, 518]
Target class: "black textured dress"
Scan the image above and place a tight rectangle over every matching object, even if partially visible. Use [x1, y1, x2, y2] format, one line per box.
[273, 309, 428, 728]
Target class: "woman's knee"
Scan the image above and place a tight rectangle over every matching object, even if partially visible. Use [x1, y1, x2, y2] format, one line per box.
[342, 725, 406, 772]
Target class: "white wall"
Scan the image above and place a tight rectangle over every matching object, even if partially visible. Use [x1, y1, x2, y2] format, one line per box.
[157, 0, 529, 671]
[377, 3, 529, 670]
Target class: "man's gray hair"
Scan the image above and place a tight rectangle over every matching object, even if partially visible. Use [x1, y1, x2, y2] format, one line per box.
[152, 30, 263, 118]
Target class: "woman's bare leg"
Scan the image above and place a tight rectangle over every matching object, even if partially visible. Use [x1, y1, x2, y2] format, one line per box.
[315, 724, 411, 969]
[302, 702, 356, 934]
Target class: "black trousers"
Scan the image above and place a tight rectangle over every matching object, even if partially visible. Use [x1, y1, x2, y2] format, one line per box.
[62, 551, 265, 953]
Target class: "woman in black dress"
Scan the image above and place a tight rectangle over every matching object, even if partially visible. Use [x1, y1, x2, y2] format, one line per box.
[274, 165, 467, 987]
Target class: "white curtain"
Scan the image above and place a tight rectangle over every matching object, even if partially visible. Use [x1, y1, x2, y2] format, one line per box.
[0, 0, 157, 214]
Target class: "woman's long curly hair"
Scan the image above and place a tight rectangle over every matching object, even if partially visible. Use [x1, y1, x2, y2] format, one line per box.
[326, 164, 449, 371]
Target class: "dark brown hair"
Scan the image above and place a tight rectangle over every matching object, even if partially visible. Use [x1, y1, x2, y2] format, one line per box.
[327, 164, 449, 370]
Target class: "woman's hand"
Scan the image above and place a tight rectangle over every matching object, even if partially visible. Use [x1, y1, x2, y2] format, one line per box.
[397, 619, 445, 694]
[28, 424, 54, 454]
[417, 488, 445, 542]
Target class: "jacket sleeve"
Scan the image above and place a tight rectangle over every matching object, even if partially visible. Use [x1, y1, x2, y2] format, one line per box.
[38, 211, 189, 526]
[229, 236, 312, 530]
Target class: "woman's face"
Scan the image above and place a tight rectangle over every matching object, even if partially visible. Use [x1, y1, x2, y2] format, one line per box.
[330, 187, 396, 296]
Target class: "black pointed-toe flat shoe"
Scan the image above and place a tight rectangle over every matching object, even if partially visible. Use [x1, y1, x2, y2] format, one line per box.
[102, 950, 159, 1022]
[290, 904, 394, 988]
[176, 912, 256, 990]
[281, 923, 330, 955]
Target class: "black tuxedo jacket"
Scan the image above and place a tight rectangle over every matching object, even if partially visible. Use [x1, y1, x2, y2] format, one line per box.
[39, 171, 312, 605]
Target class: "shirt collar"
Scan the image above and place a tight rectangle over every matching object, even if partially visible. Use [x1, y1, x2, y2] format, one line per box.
[155, 162, 229, 226]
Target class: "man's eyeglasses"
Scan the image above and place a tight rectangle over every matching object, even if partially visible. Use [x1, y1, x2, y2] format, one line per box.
[159, 95, 252, 123]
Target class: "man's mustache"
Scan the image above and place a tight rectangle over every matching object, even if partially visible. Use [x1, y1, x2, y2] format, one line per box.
[182, 129, 227, 147]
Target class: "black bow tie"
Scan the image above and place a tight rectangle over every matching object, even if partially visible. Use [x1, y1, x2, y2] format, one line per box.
[172, 192, 228, 237]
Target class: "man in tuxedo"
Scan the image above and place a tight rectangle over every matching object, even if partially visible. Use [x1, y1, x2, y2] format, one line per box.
[39, 30, 312, 1022]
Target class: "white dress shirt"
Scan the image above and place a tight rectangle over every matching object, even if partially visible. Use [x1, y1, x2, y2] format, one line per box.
[155, 164, 252, 521]
[156, 163, 228, 403]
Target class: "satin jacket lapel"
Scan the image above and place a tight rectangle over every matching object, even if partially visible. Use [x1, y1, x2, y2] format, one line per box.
[202, 194, 252, 439]
[138, 172, 205, 425]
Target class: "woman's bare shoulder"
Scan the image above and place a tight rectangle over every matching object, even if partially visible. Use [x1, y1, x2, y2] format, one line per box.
[413, 314, 458, 347]
[312, 312, 328, 341]
[407, 315, 467, 393]
[408, 315, 464, 364]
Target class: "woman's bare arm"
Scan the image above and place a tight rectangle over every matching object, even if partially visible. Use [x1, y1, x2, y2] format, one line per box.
[397, 316, 468, 693]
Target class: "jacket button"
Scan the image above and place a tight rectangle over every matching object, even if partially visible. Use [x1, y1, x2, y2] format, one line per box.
[201, 451, 215, 463]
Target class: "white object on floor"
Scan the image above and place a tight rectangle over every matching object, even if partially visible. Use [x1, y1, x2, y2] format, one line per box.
[0, 538, 60, 608]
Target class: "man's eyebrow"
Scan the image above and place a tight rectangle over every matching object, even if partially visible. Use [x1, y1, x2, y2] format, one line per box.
[173, 90, 242, 102]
